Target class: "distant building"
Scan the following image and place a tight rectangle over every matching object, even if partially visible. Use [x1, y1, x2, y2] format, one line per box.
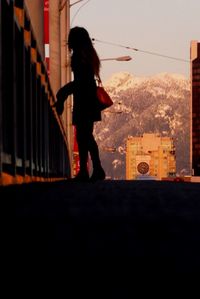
[126, 133, 176, 180]
[190, 41, 200, 176]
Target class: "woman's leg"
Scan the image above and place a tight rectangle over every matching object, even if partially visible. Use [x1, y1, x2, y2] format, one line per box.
[87, 124, 102, 169]
[87, 123, 106, 181]
[76, 122, 105, 181]
[75, 124, 90, 177]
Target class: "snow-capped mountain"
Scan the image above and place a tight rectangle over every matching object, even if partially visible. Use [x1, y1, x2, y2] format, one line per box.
[94, 72, 190, 179]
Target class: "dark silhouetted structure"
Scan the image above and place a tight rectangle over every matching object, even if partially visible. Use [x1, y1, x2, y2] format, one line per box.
[0, 0, 70, 185]
[191, 40, 200, 176]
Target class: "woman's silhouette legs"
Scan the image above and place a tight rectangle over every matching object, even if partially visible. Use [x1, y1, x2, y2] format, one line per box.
[75, 122, 105, 181]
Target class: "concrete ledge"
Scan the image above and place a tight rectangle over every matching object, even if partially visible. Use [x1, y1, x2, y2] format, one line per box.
[191, 176, 200, 183]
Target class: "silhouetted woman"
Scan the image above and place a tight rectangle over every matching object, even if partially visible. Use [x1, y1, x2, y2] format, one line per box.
[53, 26, 105, 182]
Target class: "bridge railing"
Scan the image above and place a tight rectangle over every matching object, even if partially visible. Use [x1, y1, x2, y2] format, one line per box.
[0, 0, 71, 185]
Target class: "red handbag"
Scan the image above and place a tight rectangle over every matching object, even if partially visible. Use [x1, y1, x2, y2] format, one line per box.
[96, 77, 113, 110]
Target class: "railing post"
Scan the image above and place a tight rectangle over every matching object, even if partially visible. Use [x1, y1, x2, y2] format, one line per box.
[22, 11, 27, 178]
[0, 0, 71, 184]
[12, 0, 17, 178]
[15, 1, 26, 178]
[0, 0, 2, 180]
[24, 18, 34, 178]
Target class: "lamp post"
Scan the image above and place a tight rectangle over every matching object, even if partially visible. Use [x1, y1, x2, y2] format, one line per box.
[66, 0, 72, 162]
[101, 55, 132, 62]
[99, 56, 132, 115]
[65, 0, 86, 177]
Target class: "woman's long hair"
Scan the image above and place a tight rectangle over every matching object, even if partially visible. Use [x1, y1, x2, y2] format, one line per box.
[68, 26, 101, 77]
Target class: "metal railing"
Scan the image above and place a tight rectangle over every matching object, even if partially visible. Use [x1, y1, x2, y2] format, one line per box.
[0, 0, 71, 185]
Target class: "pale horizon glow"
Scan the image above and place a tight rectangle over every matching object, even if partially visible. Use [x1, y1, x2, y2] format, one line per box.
[70, 0, 200, 81]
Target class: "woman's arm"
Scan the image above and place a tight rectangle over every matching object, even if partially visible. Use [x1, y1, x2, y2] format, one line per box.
[53, 81, 74, 115]
[56, 81, 74, 102]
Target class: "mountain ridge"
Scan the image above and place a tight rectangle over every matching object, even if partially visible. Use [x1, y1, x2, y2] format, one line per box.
[95, 72, 190, 179]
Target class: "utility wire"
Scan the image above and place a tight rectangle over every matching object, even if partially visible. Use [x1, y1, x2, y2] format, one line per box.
[71, 0, 91, 26]
[92, 38, 190, 63]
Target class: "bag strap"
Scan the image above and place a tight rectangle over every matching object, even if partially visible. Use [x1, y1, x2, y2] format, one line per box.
[96, 74, 103, 87]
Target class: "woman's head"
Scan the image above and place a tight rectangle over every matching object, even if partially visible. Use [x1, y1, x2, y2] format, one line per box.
[68, 26, 92, 51]
[68, 26, 101, 77]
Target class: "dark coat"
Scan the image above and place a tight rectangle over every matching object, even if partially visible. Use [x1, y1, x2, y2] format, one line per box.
[57, 55, 101, 125]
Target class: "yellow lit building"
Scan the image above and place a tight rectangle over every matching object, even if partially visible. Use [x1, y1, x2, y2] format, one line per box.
[126, 133, 176, 180]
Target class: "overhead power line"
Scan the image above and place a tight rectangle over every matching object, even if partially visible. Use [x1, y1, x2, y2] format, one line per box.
[92, 38, 190, 63]
[71, 0, 92, 26]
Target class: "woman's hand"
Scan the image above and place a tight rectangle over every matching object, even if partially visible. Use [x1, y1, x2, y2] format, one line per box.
[52, 82, 74, 115]
[52, 86, 68, 115]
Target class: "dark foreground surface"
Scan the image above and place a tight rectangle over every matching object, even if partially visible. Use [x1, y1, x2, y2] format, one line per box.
[2, 180, 200, 295]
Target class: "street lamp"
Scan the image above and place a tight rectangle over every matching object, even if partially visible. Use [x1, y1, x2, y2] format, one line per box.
[65, 0, 86, 178]
[64, 1, 86, 176]
[59, 0, 85, 11]
[101, 55, 132, 62]
[70, 0, 85, 6]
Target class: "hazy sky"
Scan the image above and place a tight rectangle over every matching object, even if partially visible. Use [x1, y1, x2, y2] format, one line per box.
[70, 0, 200, 81]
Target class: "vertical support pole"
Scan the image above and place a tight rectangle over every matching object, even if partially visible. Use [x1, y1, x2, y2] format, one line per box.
[22, 34, 27, 177]
[60, 0, 68, 176]
[20, 3, 27, 178]
[44, 90, 49, 177]
[190, 43, 193, 176]
[66, 0, 74, 177]
[29, 30, 33, 177]
[44, 0, 50, 75]
[12, 1, 17, 177]
[60, 0, 73, 176]
[0, 0, 3, 179]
